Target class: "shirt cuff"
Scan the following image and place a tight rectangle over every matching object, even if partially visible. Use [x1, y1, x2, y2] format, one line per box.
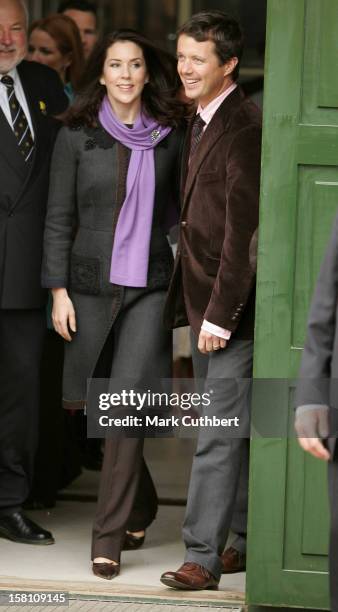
[201, 319, 231, 340]
[296, 404, 329, 416]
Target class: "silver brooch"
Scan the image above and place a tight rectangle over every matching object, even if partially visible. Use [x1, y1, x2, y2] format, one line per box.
[150, 128, 161, 142]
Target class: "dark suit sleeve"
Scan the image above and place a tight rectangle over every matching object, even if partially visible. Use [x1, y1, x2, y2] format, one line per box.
[42, 127, 77, 288]
[295, 215, 338, 407]
[203, 123, 261, 330]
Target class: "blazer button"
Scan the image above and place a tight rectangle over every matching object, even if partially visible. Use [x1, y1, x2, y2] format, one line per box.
[8, 211, 14, 217]
[181, 221, 187, 227]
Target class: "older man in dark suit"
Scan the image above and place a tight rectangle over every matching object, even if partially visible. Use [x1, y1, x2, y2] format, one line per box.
[0, 0, 67, 544]
[295, 214, 338, 612]
[161, 10, 261, 590]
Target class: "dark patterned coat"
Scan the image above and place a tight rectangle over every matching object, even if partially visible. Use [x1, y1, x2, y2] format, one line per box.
[42, 122, 185, 406]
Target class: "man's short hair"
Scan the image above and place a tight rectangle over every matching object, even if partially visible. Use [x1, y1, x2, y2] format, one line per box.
[57, 0, 97, 17]
[178, 10, 243, 81]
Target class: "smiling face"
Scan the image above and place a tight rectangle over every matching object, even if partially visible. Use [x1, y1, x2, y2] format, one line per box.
[0, 0, 27, 74]
[27, 28, 71, 83]
[100, 41, 148, 119]
[177, 33, 237, 108]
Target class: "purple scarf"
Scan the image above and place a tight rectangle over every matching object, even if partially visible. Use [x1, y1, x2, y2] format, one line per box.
[98, 96, 172, 287]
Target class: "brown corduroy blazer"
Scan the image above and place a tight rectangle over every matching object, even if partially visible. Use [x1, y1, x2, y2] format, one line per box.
[164, 86, 262, 340]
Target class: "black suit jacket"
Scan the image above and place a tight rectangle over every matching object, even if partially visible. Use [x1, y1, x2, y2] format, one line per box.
[0, 60, 68, 309]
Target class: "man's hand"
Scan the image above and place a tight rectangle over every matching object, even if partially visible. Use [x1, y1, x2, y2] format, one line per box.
[198, 329, 227, 354]
[295, 406, 330, 461]
[51, 288, 77, 342]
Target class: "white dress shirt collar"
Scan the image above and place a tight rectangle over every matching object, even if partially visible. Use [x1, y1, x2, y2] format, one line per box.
[0, 66, 19, 83]
[0, 65, 35, 138]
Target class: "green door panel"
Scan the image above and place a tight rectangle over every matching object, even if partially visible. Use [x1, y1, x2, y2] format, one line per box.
[301, 457, 329, 556]
[284, 401, 329, 569]
[304, 0, 338, 115]
[247, 0, 338, 608]
[292, 168, 338, 348]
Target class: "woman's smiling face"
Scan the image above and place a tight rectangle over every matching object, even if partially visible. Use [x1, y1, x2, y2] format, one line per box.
[100, 40, 148, 112]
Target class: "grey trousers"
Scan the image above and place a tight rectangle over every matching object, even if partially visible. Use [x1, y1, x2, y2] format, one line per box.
[328, 443, 338, 612]
[183, 334, 253, 580]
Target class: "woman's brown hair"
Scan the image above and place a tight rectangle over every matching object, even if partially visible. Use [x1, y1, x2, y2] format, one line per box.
[29, 14, 84, 92]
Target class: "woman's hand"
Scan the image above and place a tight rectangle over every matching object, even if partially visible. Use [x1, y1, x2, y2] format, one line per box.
[51, 288, 77, 342]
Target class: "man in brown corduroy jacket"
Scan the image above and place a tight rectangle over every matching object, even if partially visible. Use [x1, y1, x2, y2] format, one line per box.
[162, 10, 262, 590]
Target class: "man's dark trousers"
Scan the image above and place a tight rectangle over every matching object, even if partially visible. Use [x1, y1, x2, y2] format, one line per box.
[0, 309, 45, 514]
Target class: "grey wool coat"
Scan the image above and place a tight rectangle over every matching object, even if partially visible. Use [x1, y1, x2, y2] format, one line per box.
[42, 121, 185, 407]
[295, 213, 338, 448]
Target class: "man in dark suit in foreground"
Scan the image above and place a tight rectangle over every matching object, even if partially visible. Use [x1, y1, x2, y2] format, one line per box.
[295, 214, 338, 611]
[161, 11, 261, 590]
[0, 0, 67, 544]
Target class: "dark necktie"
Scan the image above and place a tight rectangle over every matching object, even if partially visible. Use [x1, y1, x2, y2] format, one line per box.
[189, 114, 206, 159]
[1, 75, 34, 162]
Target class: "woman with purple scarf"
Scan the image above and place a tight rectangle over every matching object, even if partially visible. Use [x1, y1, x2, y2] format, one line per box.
[42, 30, 187, 579]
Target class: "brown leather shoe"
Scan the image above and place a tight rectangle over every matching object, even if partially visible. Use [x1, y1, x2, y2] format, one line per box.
[92, 562, 120, 580]
[221, 547, 246, 573]
[160, 562, 219, 590]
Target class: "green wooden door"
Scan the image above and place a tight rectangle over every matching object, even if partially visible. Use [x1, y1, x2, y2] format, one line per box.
[247, 0, 338, 608]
